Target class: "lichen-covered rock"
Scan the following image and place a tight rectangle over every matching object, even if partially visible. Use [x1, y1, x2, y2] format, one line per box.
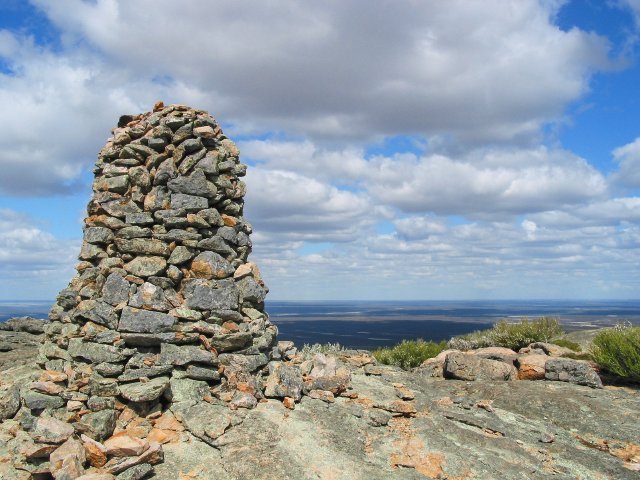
[443, 352, 517, 381]
[545, 358, 603, 388]
[264, 363, 304, 401]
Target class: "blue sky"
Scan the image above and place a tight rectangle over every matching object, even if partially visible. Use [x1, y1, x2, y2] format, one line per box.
[0, 0, 639, 301]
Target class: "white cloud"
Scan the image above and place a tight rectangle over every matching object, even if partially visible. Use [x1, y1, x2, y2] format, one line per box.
[611, 137, 640, 188]
[242, 140, 608, 217]
[244, 167, 373, 242]
[0, 208, 78, 299]
[27, 0, 611, 145]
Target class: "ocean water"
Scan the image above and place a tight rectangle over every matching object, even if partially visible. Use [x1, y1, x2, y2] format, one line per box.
[267, 300, 640, 350]
[1, 299, 639, 351]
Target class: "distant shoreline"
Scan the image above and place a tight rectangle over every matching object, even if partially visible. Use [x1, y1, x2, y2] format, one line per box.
[2, 299, 638, 350]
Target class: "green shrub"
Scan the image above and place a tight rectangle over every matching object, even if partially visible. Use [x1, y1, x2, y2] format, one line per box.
[552, 339, 582, 352]
[561, 352, 594, 361]
[373, 339, 448, 370]
[590, 324, 640, 382]
[448, 317, 564, 351]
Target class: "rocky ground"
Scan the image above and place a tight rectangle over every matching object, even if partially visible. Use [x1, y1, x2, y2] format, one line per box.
[0, 320, 638, 479]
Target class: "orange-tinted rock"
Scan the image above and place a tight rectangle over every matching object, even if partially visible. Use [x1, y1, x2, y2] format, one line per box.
[516, 354, 548, 380]
[39, 370, 68, 383]
[147, 428, 180, 445]
[104, 433, 149, 457]
[283, 397, 296, 410]
[81, 434, 108, 468]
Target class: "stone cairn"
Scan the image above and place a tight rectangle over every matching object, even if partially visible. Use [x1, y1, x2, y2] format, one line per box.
[17, 103, 291, 478]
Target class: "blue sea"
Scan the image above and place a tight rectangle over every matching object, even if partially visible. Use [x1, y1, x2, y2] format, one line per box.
[3, 299, 638, 351]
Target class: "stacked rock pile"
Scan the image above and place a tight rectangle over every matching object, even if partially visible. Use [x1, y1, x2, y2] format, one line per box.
[9, 103, 281, 478]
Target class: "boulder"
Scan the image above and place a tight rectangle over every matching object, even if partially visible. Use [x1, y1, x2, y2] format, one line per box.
[545, 358, 602, 388]
[516, 354, 548, 380]
[443, 352, 517, 381]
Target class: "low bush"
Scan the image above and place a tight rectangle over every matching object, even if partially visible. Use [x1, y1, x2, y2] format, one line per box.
[448, 317, 564, 352]
[552, 338, 582, 352]
[590, 324, 640, 382]
[373, 339, 448, 370]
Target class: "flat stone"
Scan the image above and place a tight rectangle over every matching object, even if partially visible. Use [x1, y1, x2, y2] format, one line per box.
[237, 276, 267, 304]
[183, 279, 239, 311]
[80, 242, 107, 260]
[159, 343, 218, 366]
[85, 226, 114, 244]
[106, 441, 163, 474]
[143, 186, 171, 211]
[197, 236, 235, 256]
[118, 365, 173, 381]
[116, 226, 152, 239]
[218, 353, 269, 373]
[119, 307, 177, 333]
[76, 409, 118, 441]
[168, 169, 211, 197]
[102, 273, 131, 305]
[68, 338, 130, 363]
[50, 438, 87, 476]
[210, 332, 253, 352]
[104, 434, 149, 457]
[154, 229, 202, 242]
[116, 238, 171, 256]
[87, 396, 116, 412]
[121, 332, 197, 347]
[101, 199, 142, 218]
[30, 416, 74, 444]
[190, 251, 234, 279]
[119, 377, 170, 402]
[171, 402, 230, 442]
[185, 365, 220, 381]
[0, 384, 20, 420]
[125, 212, 154, 225]
[168, 245, 194, 265]
[81, 434, 108, 468]
[74, 300, 118, 329]
[124, 256, 167, 277]
[128, 282, 171, 311]
[165, 378, 209, 403]
[170, 193, 208, 211]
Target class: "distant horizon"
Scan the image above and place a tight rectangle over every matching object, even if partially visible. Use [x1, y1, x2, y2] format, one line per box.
[1, 298, 639, 304]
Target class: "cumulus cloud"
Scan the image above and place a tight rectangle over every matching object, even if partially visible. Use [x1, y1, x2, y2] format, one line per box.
[244, 167, 373, 242]
[0, 208, 78, 299]
[242, 140, 608, 218]
[611, 137, 640, 188]
[28, 0, 611, 145]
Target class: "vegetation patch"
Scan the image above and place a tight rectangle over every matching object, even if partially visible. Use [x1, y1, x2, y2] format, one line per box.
[590, 324, 640, 382]
[373, 339, 448, 370]
[448, 317, 564, 351]
[552, 338, 582, 352]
